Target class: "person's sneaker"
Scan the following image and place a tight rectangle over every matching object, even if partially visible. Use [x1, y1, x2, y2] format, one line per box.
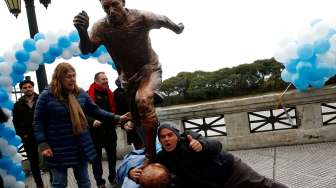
[98, 184, 107, 188]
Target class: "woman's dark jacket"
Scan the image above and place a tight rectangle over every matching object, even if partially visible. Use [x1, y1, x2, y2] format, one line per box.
[33, 88, 120, 167]
[156, 131, 234, 188]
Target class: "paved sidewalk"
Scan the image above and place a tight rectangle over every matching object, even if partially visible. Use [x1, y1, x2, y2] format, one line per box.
[25, 141, 336, 188]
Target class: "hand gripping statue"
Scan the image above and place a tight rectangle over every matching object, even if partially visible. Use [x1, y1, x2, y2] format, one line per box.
[73, 0, 184, 164]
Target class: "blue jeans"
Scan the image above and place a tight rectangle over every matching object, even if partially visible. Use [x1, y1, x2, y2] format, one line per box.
[50, 160, 91, 188]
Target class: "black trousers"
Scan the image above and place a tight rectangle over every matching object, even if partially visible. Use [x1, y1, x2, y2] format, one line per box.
[92, 142, 117, 186]
[24, 141, 43, 186]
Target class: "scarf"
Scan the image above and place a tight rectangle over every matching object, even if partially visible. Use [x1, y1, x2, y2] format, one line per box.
[68, 94, 88, 135]
[88, 82, 116, 113]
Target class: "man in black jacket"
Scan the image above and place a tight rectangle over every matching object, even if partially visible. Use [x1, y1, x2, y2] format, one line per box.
[130, 122, 288, 188]
[87, 72, 119, 188]
[12, 80, 43, 188]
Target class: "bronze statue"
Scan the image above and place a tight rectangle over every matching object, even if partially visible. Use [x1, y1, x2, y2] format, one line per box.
[73, 0, 184, 163]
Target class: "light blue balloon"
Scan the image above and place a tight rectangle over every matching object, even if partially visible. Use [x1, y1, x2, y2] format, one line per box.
[68, 30, 80, 42]
[0, 56, 4, 62]
[316, 62, 333, 78]
[292, 73, 309, 92]
[12, 62, 27, 75]
[15, 50, 30, 62]
[314, 38, 330, 54]
[310, 79, 326, 89]
[327, 29, 336, 38]
[310, 19, 322, 27]
[297, 44, 314, 60]
[8, 163, 22, 177]
[281, 69, 292, 83]
[112, 63, 117, 70]
[58, 36, 71, 49]
[23, 39, 36, 52]
[2, 100, 14, 110]
[33, 33, 45, 41]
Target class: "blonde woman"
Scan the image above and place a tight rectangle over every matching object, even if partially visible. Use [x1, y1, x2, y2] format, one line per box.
[33, 62, 130, 188]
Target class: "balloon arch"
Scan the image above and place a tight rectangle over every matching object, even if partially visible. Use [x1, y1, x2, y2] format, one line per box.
[0, 30, 115, 188]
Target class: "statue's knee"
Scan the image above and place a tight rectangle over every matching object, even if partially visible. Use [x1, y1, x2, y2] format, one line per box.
[136, 95, 152, 111]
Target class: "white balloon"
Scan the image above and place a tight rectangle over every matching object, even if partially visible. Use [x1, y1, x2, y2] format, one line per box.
[98, 54, 108, 64]
[317, 52, 336, 65]
[12, 43, 23, 52]
[312, 21, 330, 39]
[14, 181, 25, 188]
[3, 145, 17, 157]
[297, 30, 315, 44]
[70, 42, 81, 56]
[30, 51, 43, 64]
[61, 49, 73, 60]
[45, 31, 58, 44]
[0, 75, 13, 87]
[274, 50, 289, 63]
[26, 61, 40, 72]
[0, 137, 9, 148]
[0, 169, 6, 177]
[13, 153, 23, 163]
[35, 39, 50, 53]
[284, 42, 299, 59]
[278, 37, 296, 48]
[14, 181, 26, 188]
[3, 51, 16, 63]
[3, 175, 16, 188]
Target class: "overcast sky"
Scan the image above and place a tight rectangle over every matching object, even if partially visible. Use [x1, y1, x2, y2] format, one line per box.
[1, 0, 336, 91]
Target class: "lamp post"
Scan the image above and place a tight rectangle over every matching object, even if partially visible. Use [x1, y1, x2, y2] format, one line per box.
[5, 0, 50, 93]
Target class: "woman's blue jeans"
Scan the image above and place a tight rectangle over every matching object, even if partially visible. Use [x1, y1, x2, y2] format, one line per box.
[50, 160, 91, 188]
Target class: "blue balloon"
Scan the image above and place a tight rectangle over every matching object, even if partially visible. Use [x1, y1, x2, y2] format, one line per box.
[33, 33, 45, 41]
[3, 126, 16, 140]
[327, 29, 336, 38]
[58, 36, 71, 49]
[92, 48, 102, 57]
[0, 157, 12, 169]
[112, 63, 117, 70]
[314, 38, 330, 54]
[43, 52, 56, 64]
[2, 100, 14, 110]
[68, 30, 80, 42]
[49, 44, 62, 57]
[0, 56, 4, 62]
[8, 135, 22, 147]
[12, 62, 27, 75]
[23, 39, 36, 52]
[0, 88, 9, 102]
[79, 53, 91, 59]
[15, 50, 30, 62]
[10, 72, 24, 86]
[297, 44, 314, 60]
[8, 163, 22, 176]
[16, 171, 26, 181]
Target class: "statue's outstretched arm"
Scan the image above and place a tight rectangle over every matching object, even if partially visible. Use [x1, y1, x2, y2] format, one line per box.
[147, 12, 184, 34]
[73, 10, 100, 54]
